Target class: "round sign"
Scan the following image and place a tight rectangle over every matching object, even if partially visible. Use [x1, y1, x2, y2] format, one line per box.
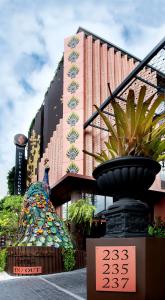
[14, 134, 28, 147]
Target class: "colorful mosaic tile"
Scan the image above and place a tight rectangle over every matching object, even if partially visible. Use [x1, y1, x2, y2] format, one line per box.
[17, 182, 73, 248]
[66, 146, 79, 160]
[67, 36, 79, 48]
[67, 66, 79, 79]
[67, 81, 79, 94]
[67, 129, 79, 143]
[66, 163, 79, 174]
[67, 97, 79, 109]
[68, 51, 79, 63]
[67, 113, 79, 126]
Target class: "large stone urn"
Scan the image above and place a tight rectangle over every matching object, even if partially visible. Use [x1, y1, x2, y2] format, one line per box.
[93, 157, 161, 237]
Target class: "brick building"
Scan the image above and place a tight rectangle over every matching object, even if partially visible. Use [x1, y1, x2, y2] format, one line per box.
[27, 28, 165, 220]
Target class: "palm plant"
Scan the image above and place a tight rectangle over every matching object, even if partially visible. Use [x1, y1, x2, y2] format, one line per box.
[84, 86, 165, 163]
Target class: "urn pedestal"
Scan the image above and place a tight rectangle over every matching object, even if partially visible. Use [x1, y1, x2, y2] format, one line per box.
[93, 157, 161, 237]
[104, 198, 149, 237]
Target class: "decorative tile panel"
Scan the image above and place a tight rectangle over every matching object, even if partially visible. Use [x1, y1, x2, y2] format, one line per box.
[67, 129, 79, 143]
[66, 145, 79, 160]
[67, 97, 79, 109]
[67, 36, 79, 48]
[67, 113, 79, 126]
[68, 51, 79, 62]
[66, 163, 79, 174]
[63, 32, 85, 175]
[67, 66, 79, 79]
[67, 81, 79, 94]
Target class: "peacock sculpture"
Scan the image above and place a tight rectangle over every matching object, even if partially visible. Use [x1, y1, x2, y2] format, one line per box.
[17, 181, 73, 248]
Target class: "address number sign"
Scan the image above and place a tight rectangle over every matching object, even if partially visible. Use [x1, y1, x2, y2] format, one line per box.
[96, 246, 136, 292]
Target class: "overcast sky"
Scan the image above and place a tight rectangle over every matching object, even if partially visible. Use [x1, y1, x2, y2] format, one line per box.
[0, 0, 165, 198]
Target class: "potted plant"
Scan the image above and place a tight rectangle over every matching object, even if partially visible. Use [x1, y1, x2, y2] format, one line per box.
[84, 86, 165, 237]
[68, 199, 95, 249]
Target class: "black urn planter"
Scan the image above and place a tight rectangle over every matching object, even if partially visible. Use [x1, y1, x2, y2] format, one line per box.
[93, 157, 161, 237]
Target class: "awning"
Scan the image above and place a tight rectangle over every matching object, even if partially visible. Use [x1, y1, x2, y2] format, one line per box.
[50, 173, 165, 208]
[50, 173, 99, 206]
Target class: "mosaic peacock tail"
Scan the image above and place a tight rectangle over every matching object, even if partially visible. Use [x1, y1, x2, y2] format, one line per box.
[17, 181, 73, 248]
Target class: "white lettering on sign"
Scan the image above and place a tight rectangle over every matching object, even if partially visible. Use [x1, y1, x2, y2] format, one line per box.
[13, 266, 42, 274]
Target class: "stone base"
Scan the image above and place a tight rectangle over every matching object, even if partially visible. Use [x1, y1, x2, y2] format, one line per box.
[105, 198, 149, 237]
[87, 237, 165, 300]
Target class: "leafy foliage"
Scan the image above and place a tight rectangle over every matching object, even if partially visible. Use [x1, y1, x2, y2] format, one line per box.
[2, 195, 23, 212]
[0, 248, 7, 272]
[0, 195, 23, 244]
[68, 199, 95, 229]
[68, 199, 96, 249]
[62, 248, 75, 271]
[0, 198, 5, 211]
[7, 166, 15, 195]
[84, 86, 165, 163]
[148, 217, 165, 237]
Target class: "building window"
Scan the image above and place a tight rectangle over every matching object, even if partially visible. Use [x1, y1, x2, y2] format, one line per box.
[94, 195, 105, 215]
[106, 196, 113, 209]
[83, 193, 113, 216]
[161, 160, 165, 189]
[62, 201, 71, 220]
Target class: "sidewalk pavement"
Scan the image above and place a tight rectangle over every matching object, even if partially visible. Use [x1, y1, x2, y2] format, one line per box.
[0, 268, 87, 300]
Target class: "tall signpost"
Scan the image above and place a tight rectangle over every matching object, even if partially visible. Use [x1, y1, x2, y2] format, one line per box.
[14, 134, 28, 195]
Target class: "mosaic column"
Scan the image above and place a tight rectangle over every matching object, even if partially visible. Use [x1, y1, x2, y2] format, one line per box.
[62, 32, 85, 175]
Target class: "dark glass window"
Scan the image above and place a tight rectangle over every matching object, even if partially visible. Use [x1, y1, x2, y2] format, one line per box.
[161, 160, 165, 189]
[106, 196, 113, 209]
[94, 195, 105, 215]
[62, 201, 71, 220]
[83, 193, 113, 215]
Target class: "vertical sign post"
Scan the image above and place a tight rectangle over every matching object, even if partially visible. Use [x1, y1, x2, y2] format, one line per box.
[14, 134, 28, 195]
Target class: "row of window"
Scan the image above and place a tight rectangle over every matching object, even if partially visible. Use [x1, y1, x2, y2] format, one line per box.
[62, 194, 113, 220]
[62, 163, 165, 220]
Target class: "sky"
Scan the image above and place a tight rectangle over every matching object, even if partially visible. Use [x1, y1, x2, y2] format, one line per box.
[0, 0, 165, 199]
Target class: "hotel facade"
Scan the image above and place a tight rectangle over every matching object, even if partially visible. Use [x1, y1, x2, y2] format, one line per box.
[27, 28, 165, 221]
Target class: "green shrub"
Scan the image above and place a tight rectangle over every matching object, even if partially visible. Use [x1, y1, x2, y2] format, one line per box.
[148, 217, 165, 237]
[62, 248, 75, 271]
[0, 195, 23, 244]
[0, 249, 7, 272]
